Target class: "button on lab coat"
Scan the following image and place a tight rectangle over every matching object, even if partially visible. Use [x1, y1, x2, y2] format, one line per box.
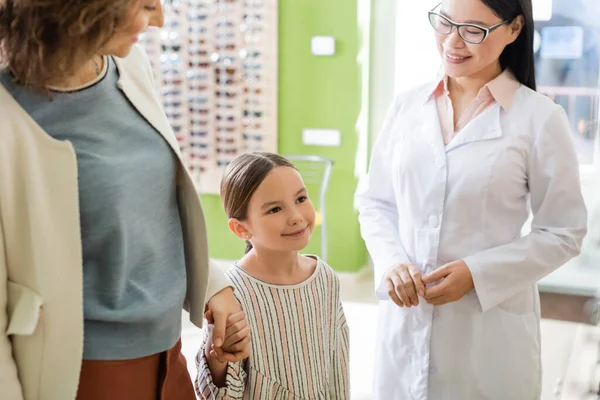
[355, 83, 588, 400]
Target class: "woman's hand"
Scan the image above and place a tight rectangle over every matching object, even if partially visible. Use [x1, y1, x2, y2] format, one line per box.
[383, 263, 425, 307]
[423, 260, 474, 305]
[206, 287, 249, 362]
[202, 322, 229, 388]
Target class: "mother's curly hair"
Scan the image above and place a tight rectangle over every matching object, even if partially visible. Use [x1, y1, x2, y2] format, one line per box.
[0, 0, 136, 90]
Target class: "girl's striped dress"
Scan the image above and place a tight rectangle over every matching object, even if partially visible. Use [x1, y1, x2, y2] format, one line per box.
[195, 257, 350, 399]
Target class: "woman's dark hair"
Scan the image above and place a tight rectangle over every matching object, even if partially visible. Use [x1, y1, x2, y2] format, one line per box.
[481, 0, 536, 90]
[220, 152, 297, 254]
[0, 0, 136, 90]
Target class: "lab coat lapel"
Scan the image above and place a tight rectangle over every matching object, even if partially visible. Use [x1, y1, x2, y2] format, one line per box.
[416, 98, 446, 158]
[446, 103, 503, 153]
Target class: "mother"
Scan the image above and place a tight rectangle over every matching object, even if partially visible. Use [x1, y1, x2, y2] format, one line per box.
[0, 1, 248, 399]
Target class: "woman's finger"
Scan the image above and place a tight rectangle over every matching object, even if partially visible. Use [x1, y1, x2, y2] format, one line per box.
[390, 273, 411, 307]
[210, 345, 226, 363]
[426, 295, 447, 306]
[398, 267, 418, 306]
[424, 280, 449, 300]
[204, 310, 214, 324]
[385, 276, 404, 307]
[408, 264, 425, 297]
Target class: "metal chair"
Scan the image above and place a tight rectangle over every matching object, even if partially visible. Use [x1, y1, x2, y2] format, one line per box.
[283, 155, 334, 263]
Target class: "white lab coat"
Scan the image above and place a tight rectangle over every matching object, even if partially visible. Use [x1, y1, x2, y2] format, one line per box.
[355, 82, 588, 400]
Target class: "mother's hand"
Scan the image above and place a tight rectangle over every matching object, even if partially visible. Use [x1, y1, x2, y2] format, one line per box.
[206, 287, 248, 362]
[383, 263, 425, 307]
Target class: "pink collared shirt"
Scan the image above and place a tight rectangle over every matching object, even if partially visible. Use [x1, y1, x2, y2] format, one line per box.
[432, 69, 521, 145]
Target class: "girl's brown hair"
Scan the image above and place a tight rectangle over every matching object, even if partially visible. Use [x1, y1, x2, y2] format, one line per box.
[0, 0, 135, 90]
[220, 152, 297, 254]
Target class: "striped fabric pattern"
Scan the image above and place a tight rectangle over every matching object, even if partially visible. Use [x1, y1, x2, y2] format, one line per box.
[195, 257, 350, 399]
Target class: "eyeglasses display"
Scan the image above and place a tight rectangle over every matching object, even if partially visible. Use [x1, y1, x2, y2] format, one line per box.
[139, 0, 278, 193]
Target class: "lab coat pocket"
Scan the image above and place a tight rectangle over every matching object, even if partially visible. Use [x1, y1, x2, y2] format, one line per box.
[496, 289, 536, 316]
[476, 306, 540, 399]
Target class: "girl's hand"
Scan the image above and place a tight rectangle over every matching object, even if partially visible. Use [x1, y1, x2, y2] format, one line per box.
[206, 287, 240, 351]
[221, 311, 251, 353]
[205, 310, 251, 363]
[383, 263, 425, 307]
[204, 324, 228, 365]
[423, 260, 474, 305]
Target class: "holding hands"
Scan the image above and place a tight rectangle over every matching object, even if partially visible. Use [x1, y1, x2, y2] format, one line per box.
[205, 288, 251, 363]
[204, 309, 251, 364]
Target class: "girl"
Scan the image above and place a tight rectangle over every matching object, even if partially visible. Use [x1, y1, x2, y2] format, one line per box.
[355, 0, 587, 398]
[0, 1, 248, 399]
[195, 152, 350, 399]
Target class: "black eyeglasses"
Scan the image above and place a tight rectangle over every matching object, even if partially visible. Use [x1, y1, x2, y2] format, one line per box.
[428, 3, 509, 45]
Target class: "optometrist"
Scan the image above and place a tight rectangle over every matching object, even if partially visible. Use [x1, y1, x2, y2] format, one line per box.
[355, 0, 588, 399]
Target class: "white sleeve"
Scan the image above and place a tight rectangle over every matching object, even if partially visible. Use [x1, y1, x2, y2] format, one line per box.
[205, 260, 233, 303]
[195, 329, 247, 400]
[464, 104, 588, 312]
[354, 94, 411, 299]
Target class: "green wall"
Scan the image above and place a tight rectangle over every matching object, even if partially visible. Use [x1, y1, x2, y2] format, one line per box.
[200, 0, 367, 272]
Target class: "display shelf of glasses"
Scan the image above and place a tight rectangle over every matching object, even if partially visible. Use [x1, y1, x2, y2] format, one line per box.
[140, 0, 278, 194]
